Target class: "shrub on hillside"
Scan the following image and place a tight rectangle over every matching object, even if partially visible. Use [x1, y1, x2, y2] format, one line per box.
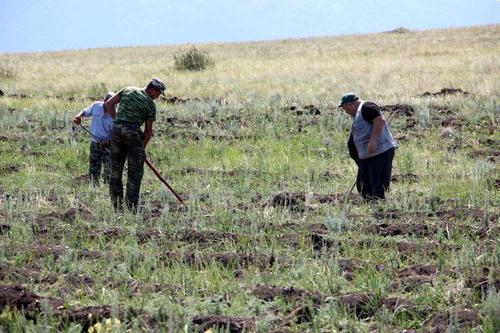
[173, 46, 215, 71]
[0, 65, 16, 79]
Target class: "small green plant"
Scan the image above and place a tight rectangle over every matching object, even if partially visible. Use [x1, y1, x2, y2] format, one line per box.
[173, 46, 215, 71]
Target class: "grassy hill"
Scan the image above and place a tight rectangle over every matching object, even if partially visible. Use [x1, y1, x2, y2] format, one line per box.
[0, 25, 498, 332]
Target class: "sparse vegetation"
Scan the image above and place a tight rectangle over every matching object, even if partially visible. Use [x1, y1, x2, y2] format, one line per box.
[0, 25, 498, 332]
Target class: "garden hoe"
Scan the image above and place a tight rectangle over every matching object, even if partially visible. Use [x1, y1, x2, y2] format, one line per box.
[75, 123, 186, 206]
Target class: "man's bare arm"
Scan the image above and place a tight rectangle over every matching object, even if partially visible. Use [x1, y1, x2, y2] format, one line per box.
[104, 94, 120, 118]
[367, 116, 385, 154]
[143, 120, 153, 147]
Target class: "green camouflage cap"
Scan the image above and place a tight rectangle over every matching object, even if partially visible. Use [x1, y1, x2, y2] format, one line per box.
[149, 77, 166, 95]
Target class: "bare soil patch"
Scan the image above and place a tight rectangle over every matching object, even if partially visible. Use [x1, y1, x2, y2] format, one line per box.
[421, 88, 470, 97]
[0, 284, 64, 313]
[389, 265, 437, 291]
[338, 293, 373, 318]
[0, 224, 10, 234]
[179, 167, 261, 177]
[162, 251, 275, 269]
[73, 174, 90, 185]
[283, 103, 321, 116]
[175, 229, 239, 243]
[380, 104, 415, 116]
[76, 249, 103, 260]
[367, 222, 431, 237]
[192, 315, 255, 333]
[62, 203, 93, 221]
[0, 164, 20, 175]
[0, 284, 156, 330]
[267, 192, 357, 212]
[465, 276, 500, 296]
[338, 293, 413, 318]
[251, 285, 324, 303]
[391, 173, 420, 183]
[398, 264, 437, 277]
[467, 148, 499, 162]
[0, 263, 41, 282]
[426, 308, 478, 332]
[89, 227, 126, 241]
[28, 243, 68, 260]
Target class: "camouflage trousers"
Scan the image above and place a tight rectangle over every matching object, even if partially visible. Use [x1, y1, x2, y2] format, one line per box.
[109, 123, 145, 212]
[89, 141, 111, 184]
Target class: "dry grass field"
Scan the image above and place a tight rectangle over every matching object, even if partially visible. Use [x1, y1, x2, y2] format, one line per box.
[0, 24, 498, 332]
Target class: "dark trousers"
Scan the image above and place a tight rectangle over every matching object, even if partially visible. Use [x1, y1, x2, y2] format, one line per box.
[109, 124, 145, 212]
[355, 148, 395, 200]
[89, 141, 111, 184]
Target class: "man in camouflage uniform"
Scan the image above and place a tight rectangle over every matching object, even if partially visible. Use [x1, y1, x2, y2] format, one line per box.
[104, 78, 166, 212]
[73, 92, 115, 184]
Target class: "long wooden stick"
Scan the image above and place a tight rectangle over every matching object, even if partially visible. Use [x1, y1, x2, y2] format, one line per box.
[77, 123, 185, 205]
[145, 158, 185, 205]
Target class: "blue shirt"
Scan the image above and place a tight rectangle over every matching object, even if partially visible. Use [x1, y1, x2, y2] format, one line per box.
[82, 101, 114, 142]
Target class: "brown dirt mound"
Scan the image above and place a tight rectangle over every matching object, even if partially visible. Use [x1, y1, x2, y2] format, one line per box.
[467, 148, 499, 162]
[73, 174, 90, 185]
[137, 228, 164, 243]
[161, 95, 227, 105]
[192, 315, 255, 333]
[33, 211, 64, 235]
[338, 293, 373, 318]
[0, 284, 64, 313]
[28, 244, 67, 259]
[311, 233, 335, 251]
[63, 203, 92, 221]
[284, 103, 321, 116]
[162, 251, 275, 269]
[381, 297, 413, 312]
[89, 227, 126, 240]
[465, 276, 500, 296]
[0, 164, 20, 175]
[268, 192, 306, 212]
[367, 222, 431, 237]
[175, 229, 239, 243]
[338, 293, 413, 318]
[0, 263, 41, 282]
[76, 249, 102, 260]
[0, 224, 10, 234]
[374, 207, 495, 224]
[390, 275, 433, 292]
[398, 264, 437, 277]
[391, 173, 420, 183]
[267, 192, 355, 212]
[179, 167, 260, 177]
[0, 284, 156, 330]
[421, 88, 470, 97]
[440, 117, 463, 128]
[64, 273, 94, 287]
[380, 104, 415, 116]
[251, 285, 324, 303]
[427, 308, 478, 332]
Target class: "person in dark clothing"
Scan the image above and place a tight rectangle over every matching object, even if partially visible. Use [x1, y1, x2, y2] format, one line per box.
[104, 78, 166, 212]
[339, 93, 398, 200]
